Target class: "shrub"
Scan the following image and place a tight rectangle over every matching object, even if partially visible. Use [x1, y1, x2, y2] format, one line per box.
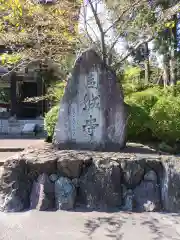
[127, 103, 154, 142]
[158, 142, 176, 154]
[47, 82, 66, 104]
[122, 66, 148, 96]
[123, 82, 148, 96]
[44, 105, 59, 139]
[150, 96, 180, 144]
[125, 89, 158, 113]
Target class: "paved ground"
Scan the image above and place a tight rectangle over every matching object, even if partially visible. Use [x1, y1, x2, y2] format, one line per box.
[0, 211, 180, 240]
[0, 138, 44, 162]
[0, 138, 44, 149]
[0, 151, 19, 162]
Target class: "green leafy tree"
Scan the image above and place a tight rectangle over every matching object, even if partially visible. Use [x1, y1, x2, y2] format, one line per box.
[0, 0, 81, 69]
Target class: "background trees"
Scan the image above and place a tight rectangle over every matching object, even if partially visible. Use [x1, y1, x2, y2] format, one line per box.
[1, 0, 180, 150]
[0, 0, 80, 69]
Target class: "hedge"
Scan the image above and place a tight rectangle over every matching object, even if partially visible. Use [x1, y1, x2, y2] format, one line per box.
[126, 103, 154, 141]
[125, 89, 159, 113]
[150, 96, 180, 144]
[44, 105, 59, 139]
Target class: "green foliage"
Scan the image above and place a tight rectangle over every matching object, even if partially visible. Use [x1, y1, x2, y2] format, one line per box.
[47, 82, 66, 104]
[44, 105, 59, 138]
[127, 103, 154, 142]
[0, 89, 10, 103]
[122, 66, 149, 95]
[125, 84, 180, 144]
[126, 84, 180, 144]
[124, 66, 141, 80]
[158, 142, 175, 154]
[150, 96, 180, 143]
[0, 0, 80, 64]
[125, 89, 158, 113]
[0, 53, 21, 66]
[167, 81, 180, 97]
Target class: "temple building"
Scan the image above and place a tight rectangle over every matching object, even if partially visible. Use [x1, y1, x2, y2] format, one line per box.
[0, 61, 54, 119]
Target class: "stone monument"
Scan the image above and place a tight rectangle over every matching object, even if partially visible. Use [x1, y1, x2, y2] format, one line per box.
[53, 49, 127, 151]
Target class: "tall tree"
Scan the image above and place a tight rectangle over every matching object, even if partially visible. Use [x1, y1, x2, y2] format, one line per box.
[79, 0, 180, 75]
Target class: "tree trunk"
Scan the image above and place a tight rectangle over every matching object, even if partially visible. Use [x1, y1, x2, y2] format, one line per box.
[10, 72, 17, 116]
[169, 14, 177, 86]
[144, 60, 150, 84]
[162, 57, 170, 87]
[144, 42, 150, 84]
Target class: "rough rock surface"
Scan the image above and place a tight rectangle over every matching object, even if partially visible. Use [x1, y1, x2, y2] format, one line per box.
[144, 170, 158, 182]
[55, 177, 76, 210]
[120, 160, 144, 188]
[79, 159, 122, 209]
[0, 190, 23, 212]
[24, 146, 57, 176]
[56, 151, 92, 178]
[0, 144, 180, 212]
[122, 188, 134, 211]
[0, 156, 30, 212]
[161, 159, 180, 212]
[30, 173, 54, 211]
[134, 170, 160, 212]
[53, 49, 127, 151]
[49, 174, 59, 183]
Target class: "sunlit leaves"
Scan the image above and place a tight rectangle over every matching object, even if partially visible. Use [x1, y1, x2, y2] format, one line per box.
[0, 53, 21, 65]
[165, 20, 175, 28]
[0, 0, 81, 65]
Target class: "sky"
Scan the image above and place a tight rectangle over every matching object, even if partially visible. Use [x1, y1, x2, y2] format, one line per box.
[78, 0, 129, 57]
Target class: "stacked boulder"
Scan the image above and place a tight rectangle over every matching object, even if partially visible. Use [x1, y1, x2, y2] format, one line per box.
[0, 145, 180, 213]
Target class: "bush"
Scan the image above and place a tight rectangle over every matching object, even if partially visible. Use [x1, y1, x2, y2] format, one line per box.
[47, 82, 66, 104]
[44, 105, 59, 139]
[123, 82, 148, 96]
[150, 96, 180, 144]
[125, 89, 158, 113]
[122, 66, 149, 96]
[127, 103, 154, 142]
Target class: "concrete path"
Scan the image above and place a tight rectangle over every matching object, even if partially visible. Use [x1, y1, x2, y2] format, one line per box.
[0, 211, 180, 240]
[0, 151, 19, 163]
[0, 138, 44, 163]
[0, 138, 44, 150]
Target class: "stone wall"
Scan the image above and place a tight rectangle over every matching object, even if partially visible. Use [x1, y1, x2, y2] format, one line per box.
[0, 143, 180, 213]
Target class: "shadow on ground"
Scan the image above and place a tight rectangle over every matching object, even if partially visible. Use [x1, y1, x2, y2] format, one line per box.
[83, 212, 180, 239]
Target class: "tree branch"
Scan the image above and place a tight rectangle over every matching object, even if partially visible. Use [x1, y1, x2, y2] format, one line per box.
[0, 59, 40, 78]
[113, 36, 153, 69]
[81, 3, 101, 45]
[88, 0, 107, 63]
[112, 2, 180, 69]
[104, 0, 146, 34]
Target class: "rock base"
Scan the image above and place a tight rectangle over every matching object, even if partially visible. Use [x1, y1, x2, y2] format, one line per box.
[0, 143, 180, 213]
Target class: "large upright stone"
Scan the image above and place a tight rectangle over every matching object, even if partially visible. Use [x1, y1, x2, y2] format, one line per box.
[53, 49, 127, 151]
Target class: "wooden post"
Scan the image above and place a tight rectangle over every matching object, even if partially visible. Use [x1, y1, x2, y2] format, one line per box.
[10, 72, 17, 116]
[37, 75, 43, 116]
